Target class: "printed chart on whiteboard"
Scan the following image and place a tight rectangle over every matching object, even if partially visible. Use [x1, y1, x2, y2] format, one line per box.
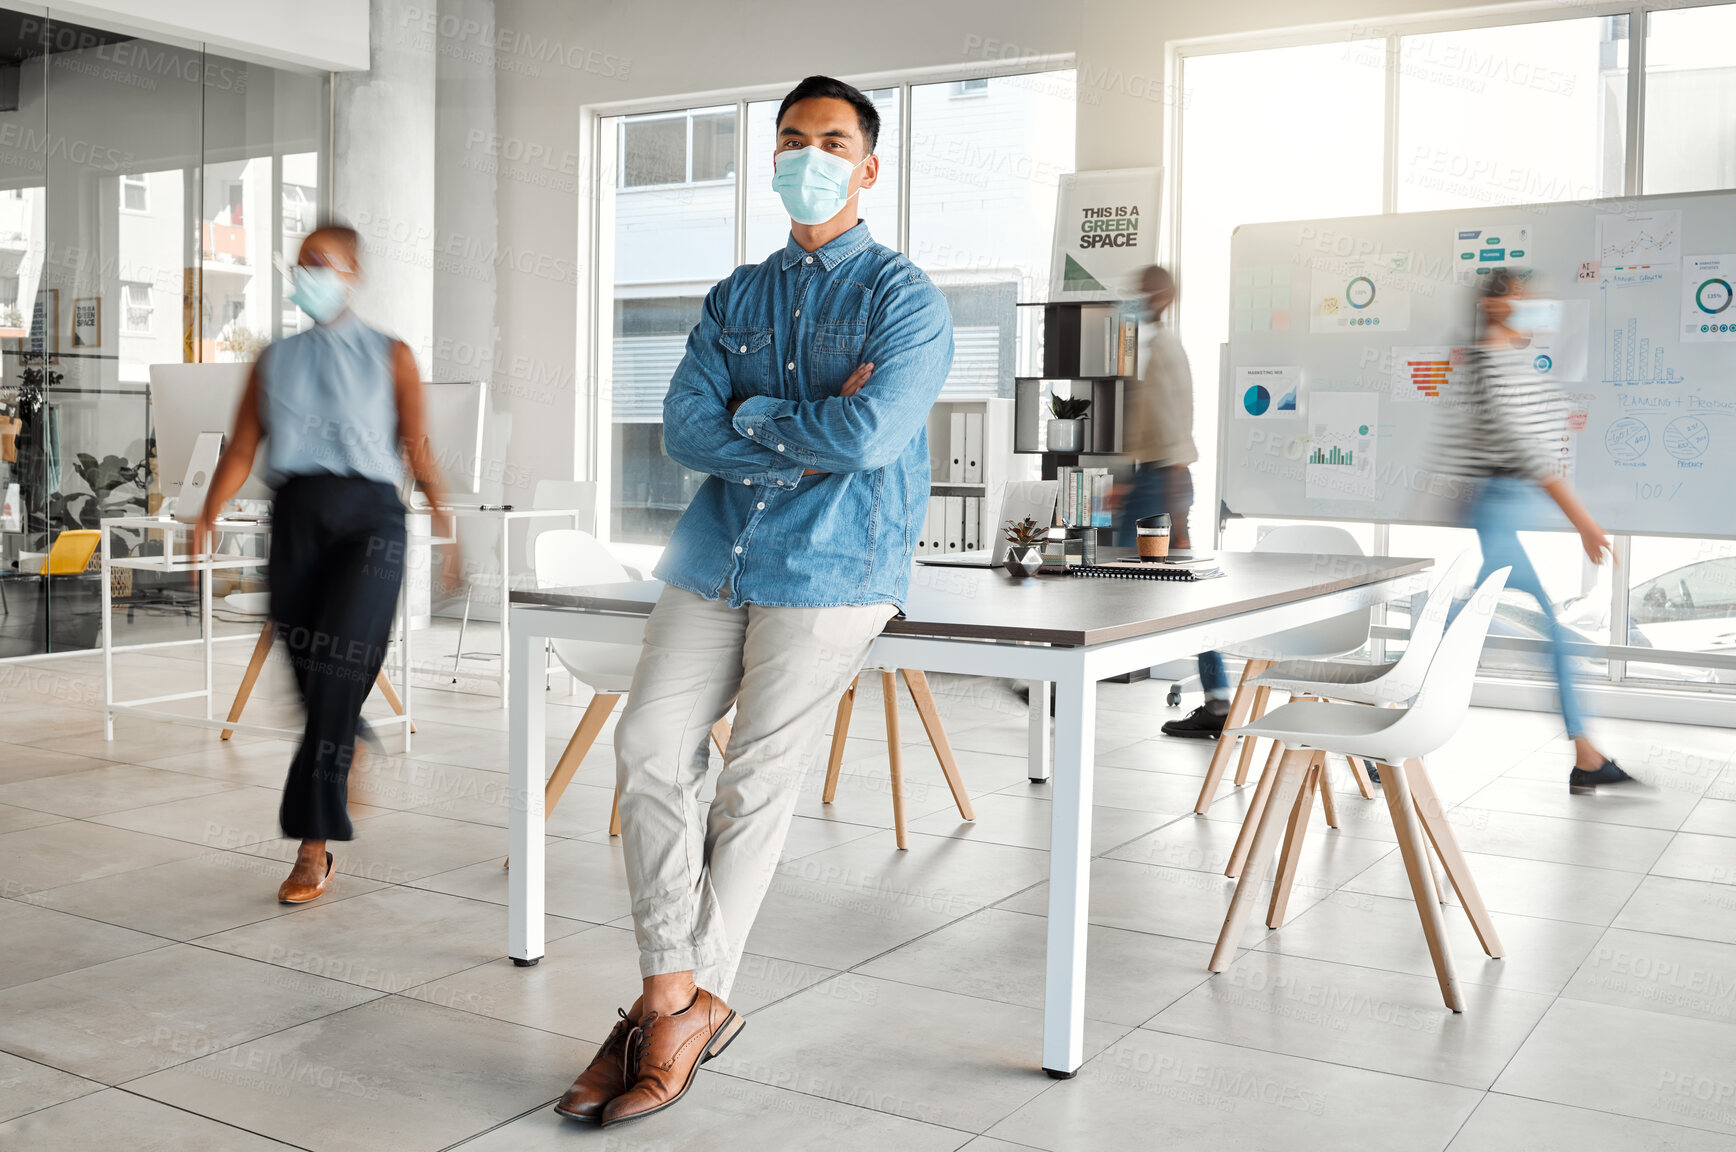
[1304, 392, 1377, 502]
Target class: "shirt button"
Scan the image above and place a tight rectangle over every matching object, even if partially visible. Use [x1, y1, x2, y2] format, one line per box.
[738, 344, 747, 353]
[804, 256, 813, 264]
[776, 480, 785, 486]
[745, 428, 754, 436]
[734, 546, 743, 554]
[743, 479, 752, 485]
[776, 444, 785, 452]
[786, 361, 795, 370]
[756, 502, 765, 510]
[794, 308, 800, 317]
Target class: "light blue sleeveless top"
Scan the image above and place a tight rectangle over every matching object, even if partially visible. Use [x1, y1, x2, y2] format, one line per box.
[258, 313, 406, 489]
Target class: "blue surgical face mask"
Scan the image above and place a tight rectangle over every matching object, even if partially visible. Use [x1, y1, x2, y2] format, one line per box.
[1505, 298, 1562, 334]
[289, 265, 352, 324]
[772, 146, 867, 226]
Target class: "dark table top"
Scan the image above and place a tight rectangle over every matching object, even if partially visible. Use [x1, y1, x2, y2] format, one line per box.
[511, 550, 1431, 648]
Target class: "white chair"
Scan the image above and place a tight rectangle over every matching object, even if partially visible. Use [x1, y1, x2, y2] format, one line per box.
[1193, 524, 1378, 814]
[1208, 567, 1513, 1012]
[527, 529, 729, 844]
[1220, 549, 1482, 877]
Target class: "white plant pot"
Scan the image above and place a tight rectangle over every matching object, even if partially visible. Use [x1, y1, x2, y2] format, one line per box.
[1048, 418, 1083, 453]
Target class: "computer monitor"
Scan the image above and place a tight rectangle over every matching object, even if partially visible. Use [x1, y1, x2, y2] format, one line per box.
[421, 380, 488, 498]
[148, 362, 271, 504]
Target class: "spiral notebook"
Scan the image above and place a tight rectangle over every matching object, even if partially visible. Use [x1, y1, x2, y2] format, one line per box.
[1067, 560, 1224, 582]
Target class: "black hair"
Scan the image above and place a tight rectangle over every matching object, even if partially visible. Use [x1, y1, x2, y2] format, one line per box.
[776, 75, 879, 154]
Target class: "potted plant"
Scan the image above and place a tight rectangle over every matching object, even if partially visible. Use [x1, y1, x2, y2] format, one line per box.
[1002, 516, 1046, 578]
[1047, 393, 1091, 453]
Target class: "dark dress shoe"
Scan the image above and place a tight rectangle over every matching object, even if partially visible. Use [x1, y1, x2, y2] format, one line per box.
[601, 989, 744, 1126]
[1162, 704, 1227, 740]
[554, 1007, 639, 1122]
[1569, 760, 1637, 795]
[276, 852, 334, 904]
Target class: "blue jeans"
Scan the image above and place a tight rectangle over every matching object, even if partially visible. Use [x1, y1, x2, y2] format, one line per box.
[1114, 463, 1227, 698]
[1465, 476, 1587, 737]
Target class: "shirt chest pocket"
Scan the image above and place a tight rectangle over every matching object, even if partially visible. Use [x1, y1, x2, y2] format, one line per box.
[807, 322, 867, 396]
[719, 327, 774, 394]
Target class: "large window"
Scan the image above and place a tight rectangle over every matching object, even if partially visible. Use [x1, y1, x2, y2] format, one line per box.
[599, 68, 1075, 545]
[1176, 7, 1736, 705]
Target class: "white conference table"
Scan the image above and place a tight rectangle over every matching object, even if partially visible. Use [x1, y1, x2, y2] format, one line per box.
[504, 551, 1429, 1078]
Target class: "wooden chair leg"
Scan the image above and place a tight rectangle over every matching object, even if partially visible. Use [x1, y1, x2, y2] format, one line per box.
[823, 676, 858, 804]
[221, 620, 276, 740]
[902, 669, 973, 821]
[509, 692, 620, 864]
[372, 670, 415, 734]
[1348, 756, 1376, 799]
[710, 717, 732, 756]
[881, 671, 907, 850]
[1233, 685, 1272, 786]
[1408, 758, 1504, 958]
[1194, 660, 1264, 814]
[1225, 738, 1285, 878]
[1377, 759, 1465, 1011]
[1267, 754, 1322, 928]
[1317, 759, 1340, 828]
[1209, 747, 1310, 972]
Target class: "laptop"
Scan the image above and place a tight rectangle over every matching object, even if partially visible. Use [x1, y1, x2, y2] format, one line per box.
[916, 480, 1059, 568]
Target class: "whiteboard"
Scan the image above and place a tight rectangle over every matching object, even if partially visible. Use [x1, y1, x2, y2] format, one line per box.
[1219, 190, 1736, 538]
[421, 380, 487, 496]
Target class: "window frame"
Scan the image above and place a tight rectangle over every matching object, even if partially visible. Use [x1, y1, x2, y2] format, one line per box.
[584, 55, 1075, 546]
[120, 280, 153, 335]
[119, 172, 149, 214]
[1166, 1, 1736, 704]
[616, 104, 742, 191]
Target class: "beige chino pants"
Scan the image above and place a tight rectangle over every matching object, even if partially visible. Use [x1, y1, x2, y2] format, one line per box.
[614, 585, 895, 998]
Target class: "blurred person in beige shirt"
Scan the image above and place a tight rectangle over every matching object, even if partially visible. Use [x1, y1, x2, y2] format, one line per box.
[1114, 265, 1230, 736]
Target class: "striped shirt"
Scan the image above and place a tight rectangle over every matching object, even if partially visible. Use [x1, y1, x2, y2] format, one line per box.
[1434, 342, 1568, 483]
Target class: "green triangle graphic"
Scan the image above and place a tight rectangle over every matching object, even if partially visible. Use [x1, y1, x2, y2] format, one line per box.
[1061, 254, 1105, 291]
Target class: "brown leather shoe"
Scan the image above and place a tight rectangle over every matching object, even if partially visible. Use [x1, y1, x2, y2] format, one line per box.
[553, 1007, 638, 1123]
[276, 852, 334, 904]
[600, 989, 744, 1126]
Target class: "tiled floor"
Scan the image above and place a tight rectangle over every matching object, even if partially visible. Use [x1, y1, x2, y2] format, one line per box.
[1, 625, 1733, 1150]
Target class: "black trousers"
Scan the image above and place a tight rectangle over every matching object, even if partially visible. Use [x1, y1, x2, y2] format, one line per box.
[269, 475, 406, 841]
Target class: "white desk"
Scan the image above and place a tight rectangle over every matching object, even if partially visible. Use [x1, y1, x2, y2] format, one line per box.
[98, 515, 422, 747]
[503, 552, 1429, 1077]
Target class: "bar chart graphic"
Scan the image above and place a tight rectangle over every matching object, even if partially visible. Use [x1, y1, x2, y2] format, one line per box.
[1603, 315, 1683, 384]
[1309, 444, 1355, 465]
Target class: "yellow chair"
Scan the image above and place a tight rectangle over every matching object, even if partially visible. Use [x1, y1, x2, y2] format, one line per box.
[44, 529, 101, 574]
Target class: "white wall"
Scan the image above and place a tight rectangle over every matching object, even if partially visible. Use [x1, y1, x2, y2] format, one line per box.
[54, 0, 369, 70]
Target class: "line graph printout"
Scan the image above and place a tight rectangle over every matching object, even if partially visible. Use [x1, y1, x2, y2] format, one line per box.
[1597, 210, 1682, 270]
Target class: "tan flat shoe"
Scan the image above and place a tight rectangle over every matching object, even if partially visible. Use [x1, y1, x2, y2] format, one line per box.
[277, 851, 335, 904]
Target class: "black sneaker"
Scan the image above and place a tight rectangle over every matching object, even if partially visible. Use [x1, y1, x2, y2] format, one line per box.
[1569, 760, 1637, 794]
[1162, 704, 1227, 740]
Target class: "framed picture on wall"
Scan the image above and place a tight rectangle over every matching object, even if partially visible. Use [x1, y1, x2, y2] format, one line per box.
[71, 296, 101, 349]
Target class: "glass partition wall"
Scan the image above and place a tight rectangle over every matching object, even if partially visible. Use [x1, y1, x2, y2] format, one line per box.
[0, 5, 329, 657]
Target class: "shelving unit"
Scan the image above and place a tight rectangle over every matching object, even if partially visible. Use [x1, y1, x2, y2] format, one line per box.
[1012, 301, 1136, 535]
[919, 397, 1015, 553]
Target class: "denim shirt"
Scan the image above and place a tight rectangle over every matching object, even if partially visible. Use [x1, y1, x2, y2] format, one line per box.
[654, 223, 953, 609]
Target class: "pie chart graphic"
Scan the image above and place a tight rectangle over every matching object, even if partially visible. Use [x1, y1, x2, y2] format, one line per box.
[1695, 278, 1733, 315]
[1604, 417, 1650, 462]
[1664, 416, 1710, 461]
[1243, 385, 1271, 416]
[1345, 276, 1377, 309]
